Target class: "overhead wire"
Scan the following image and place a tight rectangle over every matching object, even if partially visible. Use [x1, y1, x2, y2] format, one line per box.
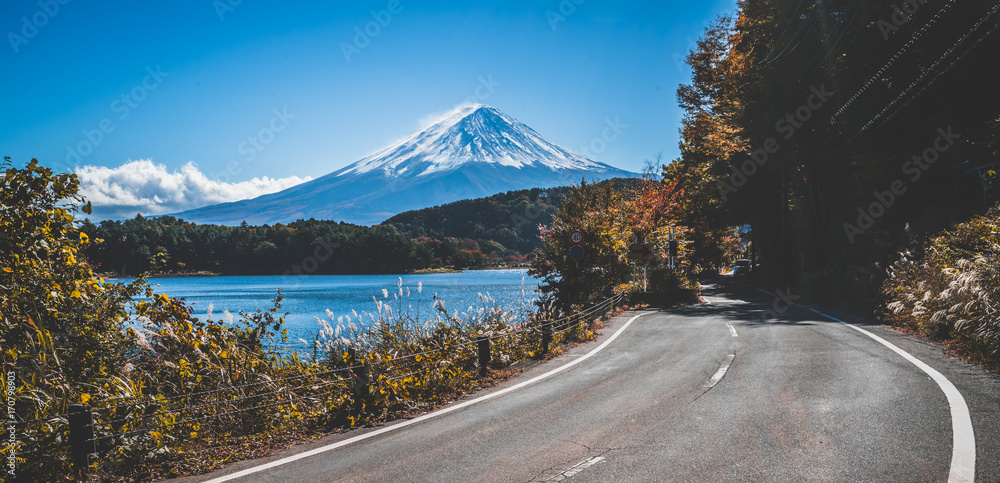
[814, 1, 1000, 168]
[857, 2, 1000, 134]
[759, 0, 811, 63]
[798, 0, 877, 81]
[764, 0, 837, 66]
[830, 0, 958, 120]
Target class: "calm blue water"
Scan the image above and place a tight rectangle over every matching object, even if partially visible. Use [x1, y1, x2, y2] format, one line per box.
[132, 269, 541, 350]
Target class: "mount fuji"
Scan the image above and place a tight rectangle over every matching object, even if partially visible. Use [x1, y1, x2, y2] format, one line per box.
[171, 105, 638, 226]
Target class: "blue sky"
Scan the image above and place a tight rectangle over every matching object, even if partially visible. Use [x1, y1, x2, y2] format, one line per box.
[2, 0, 736, 218]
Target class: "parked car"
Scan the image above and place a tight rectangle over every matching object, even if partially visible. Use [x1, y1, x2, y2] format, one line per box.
[733, 259, 751, 278]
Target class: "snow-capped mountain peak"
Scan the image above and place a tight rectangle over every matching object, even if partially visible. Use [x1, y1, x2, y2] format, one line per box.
[337, 105, 603, 179]
[171, 106, 636, 226]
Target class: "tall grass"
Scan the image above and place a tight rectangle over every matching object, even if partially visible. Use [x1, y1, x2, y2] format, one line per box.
[883, 205, 1000, 368]
[5, 279, 620, 482]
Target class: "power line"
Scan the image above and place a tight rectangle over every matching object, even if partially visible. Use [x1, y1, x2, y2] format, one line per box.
[799, 0, 878, 81]
[816, 2, 1000, 168]
[858, 2, 1000, 134]
[865, 7, 1000, 133]
[798, 0, 864, 71]
[759, 0, 811, 63]
[830, 0, 958, 120]
[764, 0, 838, 66]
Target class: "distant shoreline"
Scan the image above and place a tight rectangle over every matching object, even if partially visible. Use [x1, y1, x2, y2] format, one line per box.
[98, 270, 221, 280]
[97, 266, 531, 279]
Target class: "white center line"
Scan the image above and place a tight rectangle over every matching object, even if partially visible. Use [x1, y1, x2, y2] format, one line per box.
[545, 456, 606, 481]
[726, 323, 738, 337]
[203, 313, 652, 482]
[705, 354, 735, 388]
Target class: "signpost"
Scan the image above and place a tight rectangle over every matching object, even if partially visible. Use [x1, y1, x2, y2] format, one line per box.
[627, 238, 653, 292]
[627, 243, 653, 260]
[569, 231, 584, 261]
[668, 226, 676, 270]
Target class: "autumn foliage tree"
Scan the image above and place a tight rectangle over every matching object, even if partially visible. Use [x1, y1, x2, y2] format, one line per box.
[529, 180, 632, 312]
[1, 158, 141, 385]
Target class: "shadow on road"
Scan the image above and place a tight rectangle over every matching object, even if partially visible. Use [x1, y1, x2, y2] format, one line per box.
[645, 274, 848, 328]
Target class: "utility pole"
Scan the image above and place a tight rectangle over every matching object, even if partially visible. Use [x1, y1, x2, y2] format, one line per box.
[780, 167, 787, 282]
[632, 235, 637, 292]
[643, 235, 648, 292]
[668, 226, 675, 270]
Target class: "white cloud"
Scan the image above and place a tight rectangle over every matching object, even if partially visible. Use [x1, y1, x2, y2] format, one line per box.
[75, 159, 311, 221]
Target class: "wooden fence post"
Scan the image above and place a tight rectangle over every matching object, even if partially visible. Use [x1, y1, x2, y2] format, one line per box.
[348, 348, 369, 415]
[541, 323, 552, 356]
[477, 336, 490, 377]
[68, 404, 95, 476]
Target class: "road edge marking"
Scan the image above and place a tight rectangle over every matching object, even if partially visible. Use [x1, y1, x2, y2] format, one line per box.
[705, 354, 735, 388]
[203, 312, 653, 482]
[749, 287, 975, 483]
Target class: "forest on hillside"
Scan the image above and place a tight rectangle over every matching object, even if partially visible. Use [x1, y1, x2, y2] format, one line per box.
[528, 0, 1000, 367]
[79, 183, 635, 275]
[381, 180, 638, 253]
[665, 0, 999, 311]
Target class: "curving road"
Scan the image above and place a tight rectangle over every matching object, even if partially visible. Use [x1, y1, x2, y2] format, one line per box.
[187, 278, 1000, 482]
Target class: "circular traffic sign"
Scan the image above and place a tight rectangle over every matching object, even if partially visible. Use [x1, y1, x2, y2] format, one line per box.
[570, 231, 584, 244]
[569, 245, 585, 260]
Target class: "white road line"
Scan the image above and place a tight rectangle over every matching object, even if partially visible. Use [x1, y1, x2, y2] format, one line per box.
[701, 296, 713, 304]
[750, 287, 976, 483]
[705, 354, 735, 388]
[545, 456, 606, 481]
[203, 312, 653, 482]
[726, 322, 738, 337]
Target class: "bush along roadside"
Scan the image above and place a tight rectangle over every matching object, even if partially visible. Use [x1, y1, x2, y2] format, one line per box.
[882, 203, 1000, 370]
[5, 284, 627, 482]
[1, 159, 632, 482]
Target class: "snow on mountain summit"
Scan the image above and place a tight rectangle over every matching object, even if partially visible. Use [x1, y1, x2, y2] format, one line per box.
[170, 105, 636, 226]
[337, 105, 603, 178]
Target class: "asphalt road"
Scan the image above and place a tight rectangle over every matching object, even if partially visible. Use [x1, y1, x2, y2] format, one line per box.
[188, 278, 1000, 482]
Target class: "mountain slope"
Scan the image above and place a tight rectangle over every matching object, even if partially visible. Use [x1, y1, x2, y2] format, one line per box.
[172, 105, 637, 226]
[382, 178, 639, 255]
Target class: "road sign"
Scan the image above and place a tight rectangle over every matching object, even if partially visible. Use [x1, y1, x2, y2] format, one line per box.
[668, 240, 678, 258]
[570, 231, 584, 244]
[569, 245, 585, 260]
[628, 243, 653, 260]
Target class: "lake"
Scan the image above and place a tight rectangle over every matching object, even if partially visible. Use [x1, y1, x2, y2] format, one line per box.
[132, 269, 542, 352]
